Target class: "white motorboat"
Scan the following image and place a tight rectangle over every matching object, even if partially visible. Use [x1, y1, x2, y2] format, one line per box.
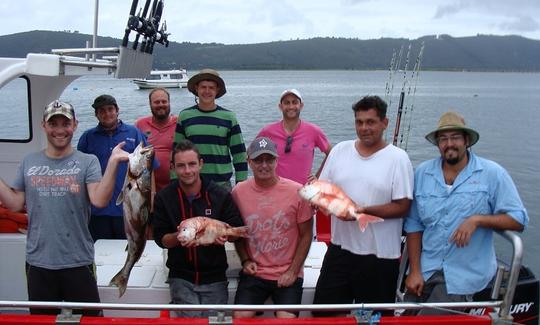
[133, 69, 188, 89]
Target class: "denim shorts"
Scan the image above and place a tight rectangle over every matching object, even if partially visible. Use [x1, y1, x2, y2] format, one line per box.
[168, 277, 228, 317]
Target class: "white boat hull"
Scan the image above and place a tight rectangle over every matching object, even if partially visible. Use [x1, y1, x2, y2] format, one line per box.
[133, 79, 187, 89]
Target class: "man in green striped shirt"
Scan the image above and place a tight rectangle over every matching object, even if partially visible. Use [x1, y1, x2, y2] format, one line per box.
[173, 69, 247, 189]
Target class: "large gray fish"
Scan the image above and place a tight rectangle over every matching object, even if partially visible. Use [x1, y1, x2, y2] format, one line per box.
[110, 142, 154, 297]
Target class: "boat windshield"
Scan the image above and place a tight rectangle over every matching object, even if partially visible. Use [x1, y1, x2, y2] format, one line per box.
[0, 77, 31, 142]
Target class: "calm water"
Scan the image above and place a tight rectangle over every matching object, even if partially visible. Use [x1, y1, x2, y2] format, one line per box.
[57, 70, 540, 278]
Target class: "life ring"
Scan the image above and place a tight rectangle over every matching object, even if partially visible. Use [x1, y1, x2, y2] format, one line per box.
[0, 206, 28, 233]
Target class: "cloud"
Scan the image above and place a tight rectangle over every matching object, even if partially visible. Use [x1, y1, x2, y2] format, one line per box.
[340, 0, 370, 5]
[499, 15, 540, 33]
[434, 1, 471, 19]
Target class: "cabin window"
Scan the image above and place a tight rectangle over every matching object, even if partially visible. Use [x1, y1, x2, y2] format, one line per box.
[0, 77, 31, 142]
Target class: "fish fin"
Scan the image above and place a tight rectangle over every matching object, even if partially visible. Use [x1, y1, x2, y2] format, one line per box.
[116, 172, 130, 206]
[109, 271, 128, 298]
[355, 213, 384, 232]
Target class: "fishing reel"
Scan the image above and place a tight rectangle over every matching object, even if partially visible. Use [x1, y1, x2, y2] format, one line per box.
[122, 0, 170, 53]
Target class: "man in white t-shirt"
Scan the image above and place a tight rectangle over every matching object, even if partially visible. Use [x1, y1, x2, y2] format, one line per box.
[312, 95, 414, 316]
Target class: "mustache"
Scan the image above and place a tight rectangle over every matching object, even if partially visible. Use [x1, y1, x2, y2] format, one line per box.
[444, 147, 458, 154]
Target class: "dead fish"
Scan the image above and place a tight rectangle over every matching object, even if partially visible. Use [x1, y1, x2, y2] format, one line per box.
[177, 216, 248, 246]
[298, 179, 383, 232]
[110, 142, 154, 297]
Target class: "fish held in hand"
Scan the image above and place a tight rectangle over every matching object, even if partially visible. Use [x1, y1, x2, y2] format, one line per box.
[298, 180, 383, 232]
[177, 216, 248, 246]
[110, 142, 154, 297]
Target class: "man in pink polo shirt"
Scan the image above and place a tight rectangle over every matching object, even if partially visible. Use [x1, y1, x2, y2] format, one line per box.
[135, 88, 177, 192]
[257, 89, 331, 185]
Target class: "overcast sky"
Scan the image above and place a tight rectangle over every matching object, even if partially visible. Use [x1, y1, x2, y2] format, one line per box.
[1, 0, 539, 44]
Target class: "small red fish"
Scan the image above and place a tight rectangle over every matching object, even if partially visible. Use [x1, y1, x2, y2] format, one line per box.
[177, 217, 248, 246]
[298, 180, 383, 232]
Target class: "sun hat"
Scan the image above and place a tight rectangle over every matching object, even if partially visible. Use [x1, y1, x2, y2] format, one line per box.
[92, 94, 117, 109]
[247, 137, 279, 159]
[425, 111, 479, 147]
[43, 100, 75, 121]
[280, 89, 302, 102]
[187, 68, 226, 98]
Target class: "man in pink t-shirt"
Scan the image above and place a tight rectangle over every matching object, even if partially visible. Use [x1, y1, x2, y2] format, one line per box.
[232, 137, 313, 319]
[135, 88, 177, 192]
[257, 89, 331, 184]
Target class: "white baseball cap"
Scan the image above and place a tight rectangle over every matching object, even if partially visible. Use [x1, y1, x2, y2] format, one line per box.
[280, 89, 302, 102]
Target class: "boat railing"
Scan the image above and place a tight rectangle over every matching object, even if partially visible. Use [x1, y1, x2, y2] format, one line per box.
[0, 300, 503, 323]
[395, 230, 524, 322]
[47, 45, 153, 78]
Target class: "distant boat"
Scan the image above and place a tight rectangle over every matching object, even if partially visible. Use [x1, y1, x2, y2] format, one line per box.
[133, 69, 188, 89]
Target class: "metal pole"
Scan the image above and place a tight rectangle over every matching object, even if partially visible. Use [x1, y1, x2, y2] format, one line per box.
[92, 0, 99, 61]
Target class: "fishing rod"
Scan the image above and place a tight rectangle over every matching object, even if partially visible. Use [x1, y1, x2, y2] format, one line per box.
[397, 44, 419, 148]
[121, 0, 139, 47]
[392, 43, 411, 147]
[387, 45, 404, 110]
[384, 49, 397, 102]
[128, 0, 152, 51]
[383, 45, 403, 143]
[402, 42, 425, 151]
[145, 0, 165, 54]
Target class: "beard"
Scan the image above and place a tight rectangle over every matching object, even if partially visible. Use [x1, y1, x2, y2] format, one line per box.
[445, 157, 460, 165]
[443, 147, 466, 165]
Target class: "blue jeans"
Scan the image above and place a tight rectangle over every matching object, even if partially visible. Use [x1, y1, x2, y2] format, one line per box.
[168, 277, 228, 317]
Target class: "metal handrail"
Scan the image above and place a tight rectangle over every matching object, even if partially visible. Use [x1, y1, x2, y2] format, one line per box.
[498, 230, 523, 319]
[395, 230, 523, 320]
[0, 300, 502, 313]
[51, 47, 120, 55]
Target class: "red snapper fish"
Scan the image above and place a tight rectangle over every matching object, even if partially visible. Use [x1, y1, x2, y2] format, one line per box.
[177, 217, 249, 246]
[298, 180, 383, 232]
[110, 142, 154, 297]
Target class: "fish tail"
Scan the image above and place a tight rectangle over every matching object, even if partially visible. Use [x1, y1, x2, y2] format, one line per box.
[109, 270, 128, 298]
[229, 226, 249, 238]
[354, 213, 384, 232]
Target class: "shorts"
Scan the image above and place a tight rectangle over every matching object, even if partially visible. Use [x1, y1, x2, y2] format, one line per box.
[234, 272, 303, 314]
[168, 277, 228, 317]
[26, 263, 101, 316]
[403, 270, 472, 315]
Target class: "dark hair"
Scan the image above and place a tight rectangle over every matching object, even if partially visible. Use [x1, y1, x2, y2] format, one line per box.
[172, 140, 201, 164]
[148, 88, 170, 102]
[352, 95, 387, 120]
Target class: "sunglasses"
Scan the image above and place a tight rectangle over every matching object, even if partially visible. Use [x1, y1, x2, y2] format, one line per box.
[284, 136, 293, 153]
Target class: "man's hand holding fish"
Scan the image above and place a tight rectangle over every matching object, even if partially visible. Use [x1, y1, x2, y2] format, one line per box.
[176, 216, 248, 247]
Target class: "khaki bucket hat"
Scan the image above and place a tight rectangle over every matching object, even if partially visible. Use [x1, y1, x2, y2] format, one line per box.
[187, 68, 226, 99]
[425, 111, 479, 147]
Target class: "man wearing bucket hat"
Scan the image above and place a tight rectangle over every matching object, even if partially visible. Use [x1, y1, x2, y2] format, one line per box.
[78, 94, 150, 241]
[404, 111, 529, 315]
[232, 137, 313, 318]
[173, 69, 247, 189]
[257, 88, 331, 185]
[0, 100, 129, 315]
